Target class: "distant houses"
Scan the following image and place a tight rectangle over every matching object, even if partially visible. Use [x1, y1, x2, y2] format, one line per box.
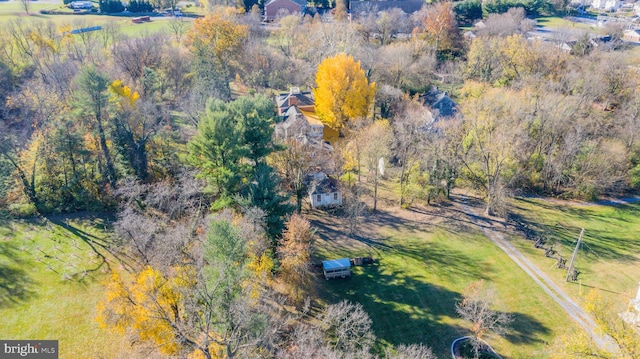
[263, 0, 307, 21]
[349, 0, 425, 18]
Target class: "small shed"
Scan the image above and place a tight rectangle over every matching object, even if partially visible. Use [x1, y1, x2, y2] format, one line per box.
[323, 258, 351, 280]
[309, 173, 342, 208]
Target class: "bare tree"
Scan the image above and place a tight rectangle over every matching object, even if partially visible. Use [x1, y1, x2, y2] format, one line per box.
[343, 186, 366, 238]
[385, 344, 436, 359]
[20, 0, 31, 15]
[392, 103, 432, 207]
[480, 7, 535, 37]
[456, 280, 513, 359]
[318, 300, 376, 354]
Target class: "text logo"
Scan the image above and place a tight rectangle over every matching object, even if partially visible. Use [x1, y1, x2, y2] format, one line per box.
[0, 341, 58, 359]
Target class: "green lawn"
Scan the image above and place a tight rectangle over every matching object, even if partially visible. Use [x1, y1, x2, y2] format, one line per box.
[0, 1, 190, 36]
[536, 16, 598, 32]
[0, 214, 130, 358]
[310, 201, 575, 358]
[509, 198, 640, 305]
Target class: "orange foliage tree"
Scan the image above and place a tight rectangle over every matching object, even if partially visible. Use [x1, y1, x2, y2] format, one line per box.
[277, 213, 314, 302]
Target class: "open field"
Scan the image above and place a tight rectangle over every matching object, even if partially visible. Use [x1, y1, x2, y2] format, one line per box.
[309, 182, 578, 358]
[536, 16, 599, 32]
[508, 198, 640, 305]
[0, 0, 192, 36]
[0, 214, 131, 358]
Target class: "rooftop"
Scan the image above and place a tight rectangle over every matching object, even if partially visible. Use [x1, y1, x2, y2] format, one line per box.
[323, 258, 351, 270]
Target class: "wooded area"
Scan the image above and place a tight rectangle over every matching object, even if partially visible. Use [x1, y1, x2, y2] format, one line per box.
[0, 0, 639, 357]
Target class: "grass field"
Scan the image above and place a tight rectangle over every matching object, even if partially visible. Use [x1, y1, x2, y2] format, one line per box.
[536, 16, 598, 32]
[0, 0, 192, 36]
[309, 183, 578, 358]
[508, 198, 640, 305]
[0, 214, 130, 358]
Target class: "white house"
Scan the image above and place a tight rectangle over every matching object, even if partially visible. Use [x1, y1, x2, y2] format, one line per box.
[274, 106, 323, 143]
[309, 173, 342, 208]
[322, 258, 351, 280]
[591, 0, 622, 11]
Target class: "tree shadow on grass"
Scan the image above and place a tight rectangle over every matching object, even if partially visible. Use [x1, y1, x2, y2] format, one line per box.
[46, 216, 136, 273]
[504, 311, 551, 346]
[319, 261, 468, 356]
[0, 240, 35, 308]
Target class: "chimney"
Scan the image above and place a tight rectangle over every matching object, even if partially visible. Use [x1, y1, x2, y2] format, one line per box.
[288, 95, 297, 107]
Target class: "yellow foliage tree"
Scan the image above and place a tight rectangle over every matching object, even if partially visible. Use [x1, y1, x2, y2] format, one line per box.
[109, 79, 140, 108]
[313, 53, 375, 131]
[97, 267, 187, 356]
[187, 12, 248, 61]
[548, 289, 640, 358]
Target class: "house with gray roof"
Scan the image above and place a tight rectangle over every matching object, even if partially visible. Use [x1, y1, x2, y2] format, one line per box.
[264, 0, 307, 21]
[419, 86, 458, 120]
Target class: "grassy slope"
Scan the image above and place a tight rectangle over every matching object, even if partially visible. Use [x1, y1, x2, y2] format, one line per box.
[0, 215, 129, 358]
[310, 181, 576, 358]
[509, 198, 640, 304]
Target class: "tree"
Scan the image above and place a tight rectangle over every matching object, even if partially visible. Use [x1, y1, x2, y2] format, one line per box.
[318, 300, 376, 354]
[313, 53, 376, 131]
[392, 103, 432, 207]
[457, 82, 519, 216]
[277, 214, 314, 303]
[245, 163, 293, 240]
[548, 289, 640, 358]
[456, 280, 512, 359]
[188, 98, 247, 203]
[109, 80, 163, 182]
[187, 11, 249, 102]
[385, 344, 436, 359]
[188, 95, 277, 208]
[74, 65, 118, 188]
[454, 0, 482, 25]
[20, 0, 31, 15]
[100, 212, 283, 359]
[269, 139, 312, 213]
[360, 120, 392, 212]
[374, 40, 436, 94]
[420, 2, 463, 57]
[334, 0, 348, 21]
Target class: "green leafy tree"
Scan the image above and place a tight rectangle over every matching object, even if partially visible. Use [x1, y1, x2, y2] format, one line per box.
[188, 95, 278, 208]
[188, 98, 247, 204]
[74, 66, 118, 188]
[246, 163, 294, 241]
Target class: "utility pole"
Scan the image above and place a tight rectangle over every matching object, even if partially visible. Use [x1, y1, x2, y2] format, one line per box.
[566, 228, 584, 282]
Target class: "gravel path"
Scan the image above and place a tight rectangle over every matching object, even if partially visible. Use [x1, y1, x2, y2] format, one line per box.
[459, 199, 617, 353]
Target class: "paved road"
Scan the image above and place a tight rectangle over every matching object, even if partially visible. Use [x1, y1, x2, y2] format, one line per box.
[459, 198, 617, 353]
